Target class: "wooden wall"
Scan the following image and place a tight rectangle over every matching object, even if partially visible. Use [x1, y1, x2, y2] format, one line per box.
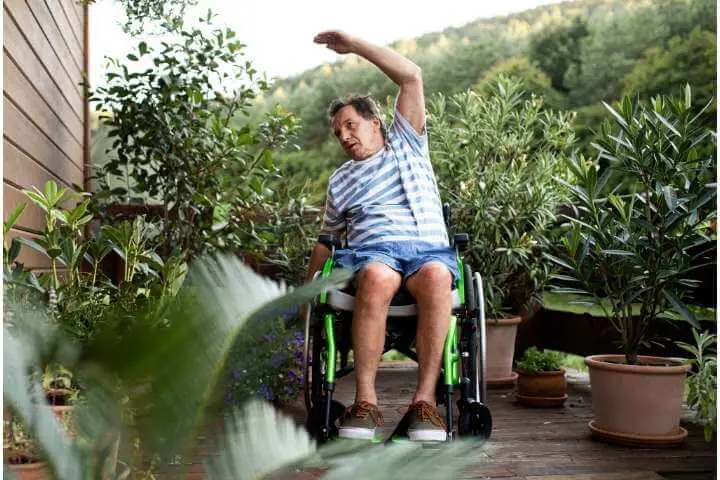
[3, 0, 88, 269]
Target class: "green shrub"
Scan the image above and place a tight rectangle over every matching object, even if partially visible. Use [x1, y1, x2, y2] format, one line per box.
[547, 87, 716, 363]
[428, 76, 576, 318]
[514, 347, 563, 373]
[677, 329, 717, 442]
[91, 14, 299, 261]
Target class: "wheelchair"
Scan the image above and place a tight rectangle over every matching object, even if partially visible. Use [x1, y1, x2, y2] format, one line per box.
[302, 206, 492, 443]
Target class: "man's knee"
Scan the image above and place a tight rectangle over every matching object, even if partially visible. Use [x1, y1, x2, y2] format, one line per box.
[408, 262, 452, 295]
[357, 262, 401, 299]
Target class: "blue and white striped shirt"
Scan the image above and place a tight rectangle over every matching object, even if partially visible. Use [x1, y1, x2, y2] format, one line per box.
[322, 106, 448, 248]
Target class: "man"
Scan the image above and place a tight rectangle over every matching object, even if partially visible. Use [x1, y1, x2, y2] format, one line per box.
[307, 30, 457, 442]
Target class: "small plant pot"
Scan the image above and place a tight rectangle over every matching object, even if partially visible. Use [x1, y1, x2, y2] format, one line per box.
[515, 368, 568, 407]
[5, 451, 47, 480]
[585, 354, 690, 447]
[486, 316, 522, 387]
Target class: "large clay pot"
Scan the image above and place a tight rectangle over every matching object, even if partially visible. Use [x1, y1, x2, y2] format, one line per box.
[515, 368, 568, 407]
[585, 354, 690, 446]
[486, 316, 522, 386]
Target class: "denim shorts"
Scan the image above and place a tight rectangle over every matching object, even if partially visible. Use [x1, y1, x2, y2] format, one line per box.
[334, 241, 458, 287]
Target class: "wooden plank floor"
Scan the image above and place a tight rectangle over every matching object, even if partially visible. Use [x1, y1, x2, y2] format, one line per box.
[157, 362, 716, 479]
[360, 363, 717, 480]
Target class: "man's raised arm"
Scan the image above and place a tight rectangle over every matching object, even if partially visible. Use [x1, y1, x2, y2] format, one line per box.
[314, 31, 425, 134]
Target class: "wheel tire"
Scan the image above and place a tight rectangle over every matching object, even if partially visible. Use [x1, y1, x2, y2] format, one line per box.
[457, 402, 492, 440]
[463, 263, 476, 314]
[307, 400, 344, 442]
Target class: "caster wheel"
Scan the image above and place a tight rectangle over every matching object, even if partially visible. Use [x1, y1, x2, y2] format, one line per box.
[458, 401, 492, 439]
[306, 400, 345, 442]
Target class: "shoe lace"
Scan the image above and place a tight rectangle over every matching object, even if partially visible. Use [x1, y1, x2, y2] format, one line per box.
[348, 401, 384, 426]
[411, 401, 446, 427]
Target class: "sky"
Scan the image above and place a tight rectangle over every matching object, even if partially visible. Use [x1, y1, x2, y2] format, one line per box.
[89, 0, 566, 87]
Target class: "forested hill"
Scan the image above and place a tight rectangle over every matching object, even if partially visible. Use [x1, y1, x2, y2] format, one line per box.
[253, 0, 716, 200]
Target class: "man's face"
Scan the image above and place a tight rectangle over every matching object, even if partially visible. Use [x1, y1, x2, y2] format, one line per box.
[332, 105, 383, 160]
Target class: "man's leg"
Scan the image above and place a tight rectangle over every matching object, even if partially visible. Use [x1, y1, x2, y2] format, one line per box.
[352, 262, 402, 404]
[338, 262, 401, 440]
[405, 261, 453, 405]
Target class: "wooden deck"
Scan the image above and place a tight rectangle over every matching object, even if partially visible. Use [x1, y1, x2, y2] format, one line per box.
[158, 362, 716, 479]
[358, 363, 717, 479]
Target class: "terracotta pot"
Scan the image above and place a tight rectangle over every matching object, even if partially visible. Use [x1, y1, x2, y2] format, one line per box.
[5, 455, 46, 480]
[515, 368, 568, 407]
[585, 354, 690, 446]
[486, 316, 522, 385]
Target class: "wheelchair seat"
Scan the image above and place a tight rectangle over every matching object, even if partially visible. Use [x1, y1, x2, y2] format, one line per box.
[326, 285, 462, 317]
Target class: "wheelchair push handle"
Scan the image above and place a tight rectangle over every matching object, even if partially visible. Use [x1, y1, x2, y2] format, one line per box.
[318, 234, 342, 250]
[443, 202, 452, 228]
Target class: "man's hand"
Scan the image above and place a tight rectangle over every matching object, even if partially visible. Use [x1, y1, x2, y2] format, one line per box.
[314, 30, 425, 134]
[314, 30, 356, 54]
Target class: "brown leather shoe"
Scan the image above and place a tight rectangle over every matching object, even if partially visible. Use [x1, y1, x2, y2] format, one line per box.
[406, 401, 447, 442]
[338, 401, 384, 440]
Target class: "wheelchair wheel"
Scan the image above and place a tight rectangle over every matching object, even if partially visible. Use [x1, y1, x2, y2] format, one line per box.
[306, 322, 345, 442]
[458, 401, 492, 439]
[306, 400, 345, 440]
[463, 263, 476, 313]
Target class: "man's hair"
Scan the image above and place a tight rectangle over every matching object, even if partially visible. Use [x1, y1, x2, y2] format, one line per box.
[327, 93, 387, 140]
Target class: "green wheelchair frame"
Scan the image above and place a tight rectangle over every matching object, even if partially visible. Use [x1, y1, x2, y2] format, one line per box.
[302, 210, 492, 443]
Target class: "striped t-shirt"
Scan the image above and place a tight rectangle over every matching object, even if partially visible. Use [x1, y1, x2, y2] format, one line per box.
[322, 106, 448, 248]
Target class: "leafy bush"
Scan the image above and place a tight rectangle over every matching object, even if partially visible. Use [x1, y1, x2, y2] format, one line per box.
[514, 347, 563, 373]
[474, 56, 560, 107]
[547, 87, 716, 363]
[91, 14, 299, 261]
[428, 77, 576, 318]
[623, 28, 716, 118]
[677, 329, 717, 442]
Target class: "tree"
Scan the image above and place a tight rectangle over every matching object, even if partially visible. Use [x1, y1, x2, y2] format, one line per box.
[529, 16, 589, 94]
[474, 56, 560, 107]
[623, 28, 716, 112]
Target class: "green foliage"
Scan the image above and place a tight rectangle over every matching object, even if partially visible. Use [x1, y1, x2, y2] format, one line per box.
[428, 77, 576, 318]
[514, 347, 563, 373]
[623, 28, 716, 116]
[677, 329, 717, 442]
[91, 14, 299, 260]
[6, 181, 188, 346]
[529, 15, 589, 95]
[81, 0, 198, 35]
[474, 56, 559, 106]
[547, 88, 717, 363]
[4, 255, 490, 478]
[564, 0, 716, 108]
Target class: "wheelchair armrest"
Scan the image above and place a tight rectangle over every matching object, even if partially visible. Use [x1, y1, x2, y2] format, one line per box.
[454, 233, 470, 251]
[318, 234, 342, 250]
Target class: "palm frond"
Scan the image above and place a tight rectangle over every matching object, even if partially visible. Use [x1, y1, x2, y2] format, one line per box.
[205, 400, 315, 480]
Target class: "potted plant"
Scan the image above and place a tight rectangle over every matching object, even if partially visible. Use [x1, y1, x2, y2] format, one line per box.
[676, 329, 717, 442]
[3, 417, 46, 479]
[548, 87, 716, 446]
[514, 347, 567, 407]
[429, 77, 576, 385]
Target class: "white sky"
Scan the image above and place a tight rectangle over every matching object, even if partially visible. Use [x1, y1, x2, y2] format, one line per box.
[89, 0, 565, 87]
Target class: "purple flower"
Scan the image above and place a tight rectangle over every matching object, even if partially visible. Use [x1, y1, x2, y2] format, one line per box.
[257, 383, 275, 401]
[295, 350, 304, 362]
[270, 352, 285, 368]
